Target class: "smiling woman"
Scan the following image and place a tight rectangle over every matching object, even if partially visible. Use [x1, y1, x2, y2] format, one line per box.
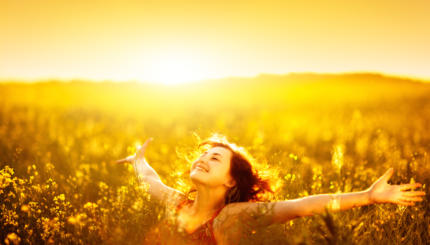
[116, 134, 426, 245]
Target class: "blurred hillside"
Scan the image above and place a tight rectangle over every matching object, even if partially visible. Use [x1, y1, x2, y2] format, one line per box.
[1, 72, 429, 113]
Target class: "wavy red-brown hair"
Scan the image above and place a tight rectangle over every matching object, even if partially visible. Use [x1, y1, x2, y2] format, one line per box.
[186, 133, 274, 204]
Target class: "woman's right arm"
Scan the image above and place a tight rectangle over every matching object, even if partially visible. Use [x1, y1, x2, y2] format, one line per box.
[134, 157, 185, 205]
[116, 138, 185, 206]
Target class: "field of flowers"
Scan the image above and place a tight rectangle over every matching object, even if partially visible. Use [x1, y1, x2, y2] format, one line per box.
[1, 73, 429, 244]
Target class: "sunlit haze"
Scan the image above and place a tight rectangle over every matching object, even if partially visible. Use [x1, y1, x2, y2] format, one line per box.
[1, 0, 429, 83]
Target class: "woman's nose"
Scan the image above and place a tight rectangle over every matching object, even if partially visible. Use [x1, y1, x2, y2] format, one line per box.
[198, 158, 207, 164]
[194, 158, 205, 164]
[198, 157, 209, 164]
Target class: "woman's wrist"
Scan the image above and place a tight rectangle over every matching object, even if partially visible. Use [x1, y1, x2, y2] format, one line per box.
[365, 189, 375, 205]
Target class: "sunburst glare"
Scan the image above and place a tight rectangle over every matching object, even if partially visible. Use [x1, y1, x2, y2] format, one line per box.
[143, 49, 214, 85]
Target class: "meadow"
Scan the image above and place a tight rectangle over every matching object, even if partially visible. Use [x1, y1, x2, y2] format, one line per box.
[1, 73, 429, 244]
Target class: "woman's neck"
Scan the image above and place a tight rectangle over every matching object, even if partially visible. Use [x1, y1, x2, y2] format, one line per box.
[189, 185, 226, 216]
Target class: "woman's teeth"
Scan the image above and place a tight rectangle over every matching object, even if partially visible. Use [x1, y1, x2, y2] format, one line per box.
[195, 166, 208, 172]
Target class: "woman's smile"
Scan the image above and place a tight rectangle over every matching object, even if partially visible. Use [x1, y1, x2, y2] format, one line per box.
[194, 163, 209, 172]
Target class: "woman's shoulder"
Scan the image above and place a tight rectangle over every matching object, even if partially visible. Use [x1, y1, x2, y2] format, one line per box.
[162, 194, 190, 211]
[213, 202, 268, 243]
[212, 205, 243, 244]
[213, 201, 273, 230]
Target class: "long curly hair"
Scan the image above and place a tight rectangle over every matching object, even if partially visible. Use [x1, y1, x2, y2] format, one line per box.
[186, 133, 274, 204]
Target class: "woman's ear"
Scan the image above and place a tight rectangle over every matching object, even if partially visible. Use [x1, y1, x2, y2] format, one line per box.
[225, 179, 236, 188]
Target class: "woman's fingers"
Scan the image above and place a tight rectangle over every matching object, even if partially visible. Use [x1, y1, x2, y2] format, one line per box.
[116, 159, 127, 164]
[400, 196, 424, 202]
[395, 184, 426, 206]
[401, 191, 426, 197]
[397, 200, 415, 206]
[115, 155, 135, 164]
[116, 137, 153, 163]
[136, 137, 153, 158]
[399, 183, 422, 191]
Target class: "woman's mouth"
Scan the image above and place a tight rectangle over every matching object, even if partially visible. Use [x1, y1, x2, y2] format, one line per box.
[195, 164, 209, 173]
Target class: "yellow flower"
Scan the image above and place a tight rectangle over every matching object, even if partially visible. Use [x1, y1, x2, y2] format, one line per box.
[84, 202, 98, 209]
[21, 204, 30, 213]
[98, 181, 108, 190]
[4, 232, 21, 245]
[67, 216, 77, 225]
[54, 194, 65, 202]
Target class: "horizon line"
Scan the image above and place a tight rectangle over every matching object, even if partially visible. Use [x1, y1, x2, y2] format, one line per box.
[0, 71, 429, 84]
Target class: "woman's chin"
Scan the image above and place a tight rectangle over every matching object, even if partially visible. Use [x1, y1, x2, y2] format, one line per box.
[190, 171, 207, 184]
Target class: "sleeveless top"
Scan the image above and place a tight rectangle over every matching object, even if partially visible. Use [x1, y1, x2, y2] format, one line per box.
[143, 198, 223, 245]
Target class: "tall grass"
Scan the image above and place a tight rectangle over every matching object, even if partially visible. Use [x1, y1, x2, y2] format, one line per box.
[1, 74, 429, 244]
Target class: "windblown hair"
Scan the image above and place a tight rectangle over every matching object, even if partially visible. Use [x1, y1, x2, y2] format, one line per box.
[187, 133, 274, 204]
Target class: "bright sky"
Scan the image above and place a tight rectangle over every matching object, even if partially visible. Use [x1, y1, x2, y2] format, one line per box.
[1, 0, 429, 83]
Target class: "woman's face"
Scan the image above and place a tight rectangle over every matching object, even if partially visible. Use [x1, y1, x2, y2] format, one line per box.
[190, 146, 234, 188]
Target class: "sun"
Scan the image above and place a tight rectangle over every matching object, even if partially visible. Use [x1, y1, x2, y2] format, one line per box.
[144, 50, 213, 85]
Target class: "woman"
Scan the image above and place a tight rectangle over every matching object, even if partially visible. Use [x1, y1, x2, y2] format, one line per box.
[116, 134, 426, 245]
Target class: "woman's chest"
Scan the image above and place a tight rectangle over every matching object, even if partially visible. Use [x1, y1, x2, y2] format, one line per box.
[176, 210, 213, 234]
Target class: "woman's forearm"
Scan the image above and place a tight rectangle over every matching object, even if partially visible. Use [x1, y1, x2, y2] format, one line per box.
[134, 158, 162, 182]
[271, 190, 373, 223]
[298, 190, 372, 216]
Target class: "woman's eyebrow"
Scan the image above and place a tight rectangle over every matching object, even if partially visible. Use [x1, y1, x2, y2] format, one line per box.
[203, 151, 222, 158]
[211, 152, 222, 158]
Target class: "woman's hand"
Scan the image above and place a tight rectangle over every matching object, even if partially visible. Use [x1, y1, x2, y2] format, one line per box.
[366, 168, 426, 206]
[116, 137, 153, 164]
[116, 137, 155, 181]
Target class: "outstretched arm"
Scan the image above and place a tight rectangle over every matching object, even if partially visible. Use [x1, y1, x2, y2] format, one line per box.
[273, 168, 425, 223]
[217, 168, 425, 228]
[271, 189, 371, 223]
[116, 138, 185, 206]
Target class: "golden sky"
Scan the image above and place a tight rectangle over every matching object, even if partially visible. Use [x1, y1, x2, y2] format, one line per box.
[1, 0, 429, 83]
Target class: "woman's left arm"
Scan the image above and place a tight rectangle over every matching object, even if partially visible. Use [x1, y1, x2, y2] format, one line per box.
[218, 168, 426, 227]
[273, 168, 426, 223]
